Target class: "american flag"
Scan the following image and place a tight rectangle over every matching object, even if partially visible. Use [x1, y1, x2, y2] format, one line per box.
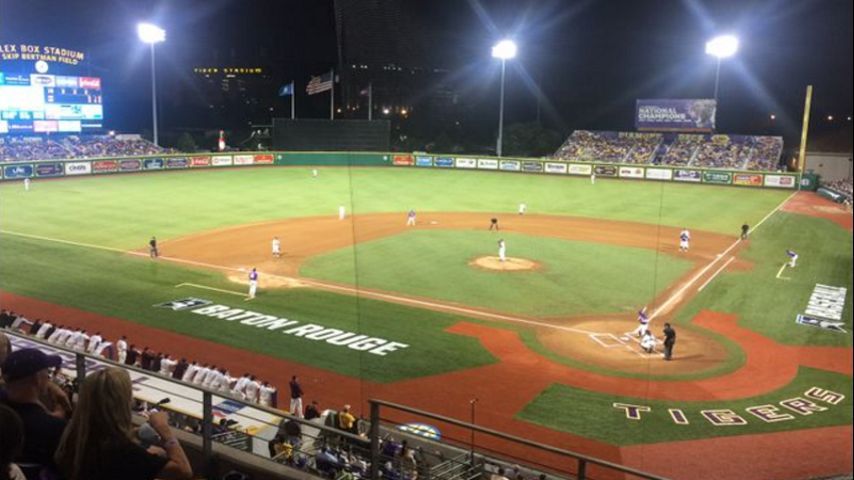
[306, 70, 334, 95]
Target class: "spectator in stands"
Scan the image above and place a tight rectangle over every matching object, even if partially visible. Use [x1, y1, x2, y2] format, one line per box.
[338, 404, 357, 434]
[181, 361, 199, 383]
[304, 400, 321, 420]
[172, 358, 189, 381]
[0, 348, 68, 479]
[0, 333, 10, 391]
[54, 367, 192, 480]
[140, 347, 153, 370]
[116, 336, 128, 364]
[289, 375, 304, 418]
[0, 404, 26, 480]
[126, 344, 141, 366]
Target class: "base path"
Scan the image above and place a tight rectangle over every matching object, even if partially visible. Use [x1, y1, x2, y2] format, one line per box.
[782, 191, 853, 231]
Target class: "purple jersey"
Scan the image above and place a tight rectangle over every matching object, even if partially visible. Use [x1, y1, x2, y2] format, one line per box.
[786, 250, 797, 258]
[249, 270, 258, 281]
[638, 309, 649, 324]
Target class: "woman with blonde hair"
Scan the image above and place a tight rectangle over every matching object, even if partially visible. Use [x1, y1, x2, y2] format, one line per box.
[54, 367, 192, 480]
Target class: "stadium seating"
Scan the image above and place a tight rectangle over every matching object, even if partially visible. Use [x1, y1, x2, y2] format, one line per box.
[554, 130, 784, 171]
[0, 135, 173, 162]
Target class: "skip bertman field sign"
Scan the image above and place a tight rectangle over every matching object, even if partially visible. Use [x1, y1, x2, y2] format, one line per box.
[156, 298, 409, 356]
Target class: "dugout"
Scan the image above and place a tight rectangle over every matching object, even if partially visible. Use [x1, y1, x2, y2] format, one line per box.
[272, 119, 390, 151]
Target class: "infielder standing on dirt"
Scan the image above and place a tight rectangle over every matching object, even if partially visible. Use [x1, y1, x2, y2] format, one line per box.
[489, 217, 499, 231]
[338, 205, 346, 220]
[679, 228, 691, 252]
[498, 239, 507, 262]
[406, 209, 416, 226]
[632, 306, 650, 337]
[272, 236, 281, 258]
[248, 268, 259, 299]
[518, 203, 527, 215]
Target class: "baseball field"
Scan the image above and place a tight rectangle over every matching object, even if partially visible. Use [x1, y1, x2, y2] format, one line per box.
[0, 165, 851, 479]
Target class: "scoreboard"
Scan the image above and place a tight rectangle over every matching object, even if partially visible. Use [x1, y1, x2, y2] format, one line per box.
[0, 73, 104, 134]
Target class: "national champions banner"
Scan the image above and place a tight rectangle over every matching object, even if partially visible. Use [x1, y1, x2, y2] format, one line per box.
[636, 99, 716, 132]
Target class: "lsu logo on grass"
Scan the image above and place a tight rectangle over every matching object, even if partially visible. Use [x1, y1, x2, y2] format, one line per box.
[155, 297, 213, 311]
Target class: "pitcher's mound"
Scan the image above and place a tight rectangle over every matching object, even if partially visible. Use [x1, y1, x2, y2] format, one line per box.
[469, 256, 541, 272]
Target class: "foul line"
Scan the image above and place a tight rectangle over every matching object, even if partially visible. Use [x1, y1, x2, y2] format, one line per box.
[697, 256, 735, 292]
[0, 229, 128, 254]
[775, 263, 791, 281]
[176, 283, 248, 298]
[650, 190, 796, 320]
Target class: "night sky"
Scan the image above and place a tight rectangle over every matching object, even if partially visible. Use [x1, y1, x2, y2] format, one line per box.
[1, 0, 851, 145]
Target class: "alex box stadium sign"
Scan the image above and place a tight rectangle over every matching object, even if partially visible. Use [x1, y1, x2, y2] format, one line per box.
[156, 298, 409, 356]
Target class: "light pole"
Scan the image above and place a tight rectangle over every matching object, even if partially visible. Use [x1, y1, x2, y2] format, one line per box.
[705, 35, 739, 104]
[492, 40, 517, 157]
[138, 23, 166, 146]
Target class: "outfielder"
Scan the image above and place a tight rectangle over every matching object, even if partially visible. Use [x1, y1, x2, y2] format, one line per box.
[786, 249, 798, 268]
[406, 209, 416, 226]
[498, 239, 507, 262]
[248, 268, 259, 299]
[24, 177, 31, 191]
[679, 228, 691, 252]
[272, 236, 281, 258]
[590, 171, 596, 185]
[631, 307, 650, 337]
[312, 169, 318, 178]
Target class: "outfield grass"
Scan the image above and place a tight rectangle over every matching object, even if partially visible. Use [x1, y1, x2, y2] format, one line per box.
[518, 366, 853, 445]
[0, 232, 496, 382]
[672, 212, 853, 347]
[300, 230, 693, 317]
[0, 168, 789, 251]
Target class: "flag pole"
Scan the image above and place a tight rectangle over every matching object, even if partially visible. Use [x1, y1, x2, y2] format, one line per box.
[368, 82, 373, 121]
[291, 82, 295, 119]
[330, 69, 335, 120]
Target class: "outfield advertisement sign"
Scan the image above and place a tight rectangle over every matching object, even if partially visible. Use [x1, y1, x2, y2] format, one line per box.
[92, 160, 119, 173]
[673, 169, 701, 182]
[455, 158, 477, 169]
[733, 173, 763, 187]
[233, 155, 254, 166]
[415, 156, 433, 167]
[499, 160, 521, 171]
[211, 156, 233, 167]
[594, 165, 617, 177]
[3, 164, 33, 178]
[764, 174, 796, 188]
[190, 156, 212, 167]
[435, 157, 454, 168]
[522, 161, 543, 172]
[392, 155, 414, 166]
[477, 158, 498, 170]
[645, 168, 673, 180]
[65, 161, 91, 175]
[636, 98, 716, 132]
[568, 164, 593, 175]
[544, 162, 568, 174]
[36, 163, 64, 177]
[619, 166, 644, 178]
[253, 154, 274, 164]
[156, 298, 409, 356]
[142, 158, 164, 170]
[166, 157, 189, 169]
[703, 171, 731, 184]
[119, 159, 141, 172]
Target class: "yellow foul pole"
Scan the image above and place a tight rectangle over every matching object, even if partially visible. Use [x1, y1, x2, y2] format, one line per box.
[798, 85, 813, 172]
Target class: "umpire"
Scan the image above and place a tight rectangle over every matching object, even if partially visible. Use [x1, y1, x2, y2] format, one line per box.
[663, 323, 676, 360]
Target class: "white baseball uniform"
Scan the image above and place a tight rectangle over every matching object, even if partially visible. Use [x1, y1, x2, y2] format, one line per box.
[518, 203, 527, 215]
[641, 333, 656, 353]
[679, 230, 691, 252]
[498, 240, 506, 262]
[117, 339, 128, 364]
[24, 177, 30, 191]
[272, 238, 281, 257]
[339, 205, 346, 220]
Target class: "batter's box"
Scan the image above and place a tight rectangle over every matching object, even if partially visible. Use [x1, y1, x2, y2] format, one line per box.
[589, 333, 625, 348]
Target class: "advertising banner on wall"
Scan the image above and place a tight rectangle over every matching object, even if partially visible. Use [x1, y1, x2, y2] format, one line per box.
[435, 157, 454, 168]
[455, 158, 477, 169]
[636, 99, 716, 132]
[3, 164, 33, 179]
[763, 174, 796, 188]
[190, 156, 212, 167]
[233, 155, 255, 166]
[733, 173, 763, 187]
[92, 160, 119, 173]
[211, 156, 233, 167]
[65, 161, 91, 175]
[703, 171, 732, 184]
[415, 156, 433, 167]
[522, 161, 543, 172]
[594, 165, 617, 177]
[544, 162, 568, 174]
[253, 154, 274, 164]
[142, 158, 164, 170]
[673, 169, 701, 182]
[477, 159, 498, 170]
[392, 154, 413, 166]
[645, 168, 673, 180]
[166, 157, 189, 169]
[619, 166, 644, 178]
[568, 164, 593, 175]
[499, 160, 521, 171]
[36, 163, 64, 177]
[119, 159, 141, 172]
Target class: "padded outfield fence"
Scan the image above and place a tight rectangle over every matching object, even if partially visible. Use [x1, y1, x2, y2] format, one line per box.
[0, 150, 808, 190]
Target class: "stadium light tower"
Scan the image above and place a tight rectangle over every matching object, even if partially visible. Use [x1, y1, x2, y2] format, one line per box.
[492, 39, 517, 157]
[138, 23, 166, 146]
[705, 35, 739, 104]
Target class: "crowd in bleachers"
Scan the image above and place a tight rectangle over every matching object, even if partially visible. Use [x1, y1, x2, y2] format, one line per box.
[822, 179, 853, 205]
[553, 130, 784, 171]
[0, 135, 173, 162]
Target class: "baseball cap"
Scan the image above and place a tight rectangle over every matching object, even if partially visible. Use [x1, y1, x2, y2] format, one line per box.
[1, 348, 62, 382]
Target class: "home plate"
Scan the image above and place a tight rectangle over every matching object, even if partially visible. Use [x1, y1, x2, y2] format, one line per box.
[620, 336, 631, 342]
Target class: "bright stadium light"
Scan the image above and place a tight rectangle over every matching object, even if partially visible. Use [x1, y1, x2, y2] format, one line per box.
[491, 40, 517, 157]
[705, 35, 739, 104]
[138, 23, 166, 146]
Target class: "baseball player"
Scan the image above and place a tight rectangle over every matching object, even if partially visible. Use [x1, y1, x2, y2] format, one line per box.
[631, 307, 650, 337]
[406, 209, 416, 226]
[149, 237, 159, 258]
[312, 169, 318, 177]
[24, 177, 31, 191]
[498, 239, 507, 262]
[489, 217, 499, 231]
[590, 171, 596, 185]
[640, 331, 656, 353]
[786, 249, 798, 268]
[272, 236, 282, 258]
[248, 268, 259, 298]
[741, 223, 750, 240]
[679, 228, 691, 252]
[518, 202, 527, 215]
[116, 336, 128, 364]
[339, 205, 346, 220]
